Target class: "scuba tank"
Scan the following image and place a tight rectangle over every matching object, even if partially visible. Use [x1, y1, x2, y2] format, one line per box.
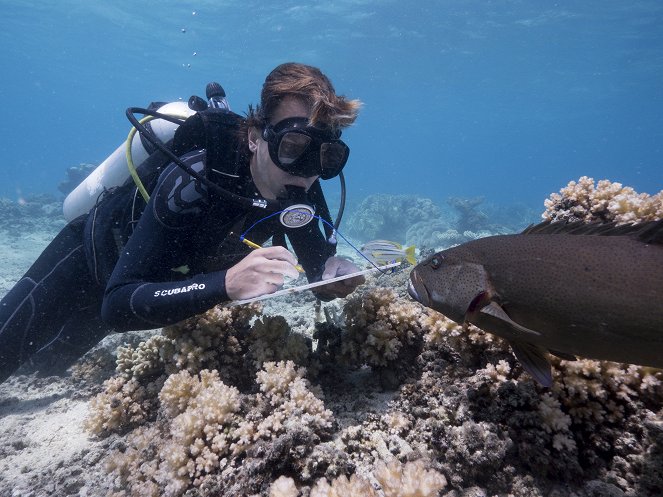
[63, 101, 195, 221]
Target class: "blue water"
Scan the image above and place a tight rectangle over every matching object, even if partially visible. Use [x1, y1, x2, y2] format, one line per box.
[1, 0, 662, 212]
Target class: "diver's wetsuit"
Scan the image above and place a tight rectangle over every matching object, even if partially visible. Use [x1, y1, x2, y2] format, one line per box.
[0, 124, 336, 383]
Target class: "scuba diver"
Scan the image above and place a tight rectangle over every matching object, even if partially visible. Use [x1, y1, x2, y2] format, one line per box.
[0, 62, 365, 384]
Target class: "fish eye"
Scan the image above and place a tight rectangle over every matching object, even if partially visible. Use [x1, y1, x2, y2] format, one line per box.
[430, 255, 443, 269]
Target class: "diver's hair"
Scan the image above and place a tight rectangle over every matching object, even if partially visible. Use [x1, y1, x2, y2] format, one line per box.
[246, 62, 362, 130]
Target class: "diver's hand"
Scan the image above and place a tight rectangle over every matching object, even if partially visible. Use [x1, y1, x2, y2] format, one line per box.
[226, 247, 300, 300]
[315, 257, 365, 300]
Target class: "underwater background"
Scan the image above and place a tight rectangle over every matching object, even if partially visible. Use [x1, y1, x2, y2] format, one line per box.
[1, 2, 663, 497]
[1, 0, 662, 211]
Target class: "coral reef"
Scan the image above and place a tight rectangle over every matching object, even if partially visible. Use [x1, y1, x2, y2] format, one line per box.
[266, 458, 447, 497]
[345, 194, 444, 242]
[543, 176, 663, 223]
[83, 212, 661, 496]
[58, 163, 97, 196]
[84, 375, 163, 436]
[344, 193, 523, 253]
[446, 196, 490, 232]
[340, 288, 427, 387]
[101, 361, 333, 497]
[406, 223, 497, 251]
[0, 195, 65, 235]
[247, 316, 312, 370]
[83, 286, 663, 497]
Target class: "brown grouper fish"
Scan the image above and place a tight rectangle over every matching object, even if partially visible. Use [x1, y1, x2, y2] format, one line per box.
[408, 220, 663, 386]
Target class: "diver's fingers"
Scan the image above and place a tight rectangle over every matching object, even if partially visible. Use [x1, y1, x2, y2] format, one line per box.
[254, 246, 299, 267]
[260, 258, 300, 281]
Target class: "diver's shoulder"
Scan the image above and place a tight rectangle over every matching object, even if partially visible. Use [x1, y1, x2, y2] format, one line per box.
[152, 150, 212, 227]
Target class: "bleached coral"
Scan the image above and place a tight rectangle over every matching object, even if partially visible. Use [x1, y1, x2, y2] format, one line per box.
[422, 311, 462, 347]
[157, 369, 241, 493]
[310, 474, 378, 497]
[103, 425, 162, 497]
[373, 458, 447, 497]
[86, 304, 262, 439]
[85, 376, 162, 435]
[101, 361, 334, 497]
[116, 334, 173, 380]
[247, 315, 311, 369]
[232, 361, 333, 456]
[341, 288, 426, 368]
[270, 458, 446, 497]
[103, 369, 241, 497]
[543, 176, 663, 224]
[538, 392, 576, 451]
[161, 304, 259, 375]
[269, 475, 299, 497]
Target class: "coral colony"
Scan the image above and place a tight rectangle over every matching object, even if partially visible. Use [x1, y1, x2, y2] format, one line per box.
[80, 177, 663, 497]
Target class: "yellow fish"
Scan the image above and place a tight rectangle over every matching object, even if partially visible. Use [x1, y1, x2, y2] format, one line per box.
[360, 240, 417, 266]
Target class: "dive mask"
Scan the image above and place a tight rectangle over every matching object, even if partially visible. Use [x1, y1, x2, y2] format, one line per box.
[262, 117, 350, 180]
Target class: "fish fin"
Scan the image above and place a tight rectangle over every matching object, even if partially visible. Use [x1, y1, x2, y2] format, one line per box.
[479, 302, 541, 337]
[405, 245, 417, 265]
[509, 340, 553, 387]
[633, 218, 663, 245]
[522, 219, 663, 245]
[549, 349, 577, 361]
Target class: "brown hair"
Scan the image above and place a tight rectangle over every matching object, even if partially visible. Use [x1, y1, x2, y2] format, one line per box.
[246, 62, 362, 130]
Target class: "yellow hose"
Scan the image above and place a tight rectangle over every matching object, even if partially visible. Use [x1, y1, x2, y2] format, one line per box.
[125, 111, 192, 203]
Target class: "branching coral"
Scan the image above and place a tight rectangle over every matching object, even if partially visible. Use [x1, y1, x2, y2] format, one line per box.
[100, 361, 334, 497]
[543, 176, 663, 223]
[247, 316, 312, 370]
[268, 458, 446, 497]
[116, 335, 173, 380]
[84, 376, 163, 436]
[341, 288, 426, 370]
[86, 304, 261, 438]
[161, 304, 260, 376]
[158, 369, 242, 494]
[231, 361, 333, 457]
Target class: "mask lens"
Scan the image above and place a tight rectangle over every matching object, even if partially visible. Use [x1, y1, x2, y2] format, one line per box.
[278, 132, 311, 165]
[320, 142, 349, 176]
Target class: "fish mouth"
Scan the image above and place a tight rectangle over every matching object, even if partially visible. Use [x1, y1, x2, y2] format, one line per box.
[408, 272, 430, 307]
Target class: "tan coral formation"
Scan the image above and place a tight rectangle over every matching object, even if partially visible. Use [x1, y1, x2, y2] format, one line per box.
[543, 176, 663, 223]
[247, 315, 311, 369]
[268, 458, 446, 497]
[160, 304, 260, 375]
[84, 376, 162, 435]
[99, 361, 333, 497]
[231, 360, 333, 457]
[341, 288, 427, 368]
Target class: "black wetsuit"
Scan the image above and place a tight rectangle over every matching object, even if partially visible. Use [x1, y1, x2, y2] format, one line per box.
[0, 114, 336, 383]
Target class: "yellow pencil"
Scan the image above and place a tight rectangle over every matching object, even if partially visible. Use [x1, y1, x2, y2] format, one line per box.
[242, 238, 305, 273]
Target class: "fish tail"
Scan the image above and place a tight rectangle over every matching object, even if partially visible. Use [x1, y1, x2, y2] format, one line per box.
[405, 245, 417, 265]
